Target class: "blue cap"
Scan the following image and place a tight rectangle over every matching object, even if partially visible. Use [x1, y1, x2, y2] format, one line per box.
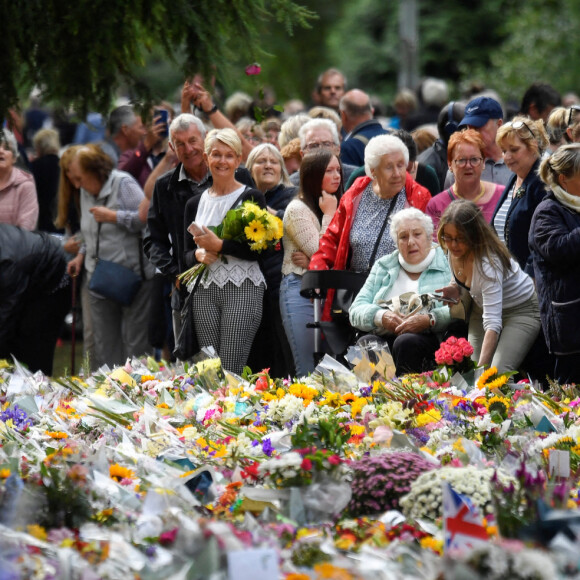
[459, 96, 503, 128]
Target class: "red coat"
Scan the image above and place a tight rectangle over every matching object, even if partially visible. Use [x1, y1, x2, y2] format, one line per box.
[309, 173, 430, 320]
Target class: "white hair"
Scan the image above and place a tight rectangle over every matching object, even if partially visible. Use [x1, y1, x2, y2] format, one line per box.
[278, 113, 310, 149]
[389, 207, 434, 240]
[298, 118, 339, 150]
[169, 113, 207, 147]
[364, 134, 409, 177]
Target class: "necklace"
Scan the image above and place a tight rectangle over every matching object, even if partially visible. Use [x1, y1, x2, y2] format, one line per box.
[455, 258, 465, 278]
[453, 182, 486, 203]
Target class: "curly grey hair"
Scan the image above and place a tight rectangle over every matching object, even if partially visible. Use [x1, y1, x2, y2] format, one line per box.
[364, 134, 409, 177]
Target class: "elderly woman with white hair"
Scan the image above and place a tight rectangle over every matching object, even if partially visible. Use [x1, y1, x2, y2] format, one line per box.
[310, 133, 431, 322]
[349, 207, 452, 374]
[0, 129, 38, 230]
[183, 128, 267, 374]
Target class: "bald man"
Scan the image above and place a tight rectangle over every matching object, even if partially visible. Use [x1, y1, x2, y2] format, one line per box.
[339, 89, 387, 167]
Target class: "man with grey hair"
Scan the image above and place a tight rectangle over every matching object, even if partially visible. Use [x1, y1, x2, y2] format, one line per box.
[289, 118, 358, 186]
[144, 113, 254, 339]
[339, 89, 386, 167]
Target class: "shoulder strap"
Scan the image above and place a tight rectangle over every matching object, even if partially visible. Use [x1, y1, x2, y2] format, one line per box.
[367, 192, 399, 272]
[447, 187, 454, 201]
[94, 185, 145, 279]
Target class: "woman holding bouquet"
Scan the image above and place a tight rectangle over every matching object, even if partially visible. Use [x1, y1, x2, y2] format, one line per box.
[183, 128, 267, 373]
[280, 150, 341, 376]
[436, 199, 540, 372]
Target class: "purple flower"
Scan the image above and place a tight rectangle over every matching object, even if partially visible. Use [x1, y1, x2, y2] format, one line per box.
[0, 404, 32, 431]
[261, 438, 274, 457]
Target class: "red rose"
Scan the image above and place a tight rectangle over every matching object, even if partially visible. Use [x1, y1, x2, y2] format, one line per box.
[301, 458, 312, 470]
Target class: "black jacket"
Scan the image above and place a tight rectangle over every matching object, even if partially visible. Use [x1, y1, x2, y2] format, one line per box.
[529, 193, 580, 355]
[143, 163, 254, 306]
[183, 187, 267, 268]
[0, 225, 66, 349]
[492, 159, 546, 276]
[261, 184, 297, 293]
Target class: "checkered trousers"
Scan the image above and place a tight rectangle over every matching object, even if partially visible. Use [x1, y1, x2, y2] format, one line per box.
[191, 280, 264, 374]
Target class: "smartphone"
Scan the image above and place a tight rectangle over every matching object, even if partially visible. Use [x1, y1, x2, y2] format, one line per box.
[187, 222, 205, 237]
[154, 109, 169, 138]
[428, 292, 459, 304]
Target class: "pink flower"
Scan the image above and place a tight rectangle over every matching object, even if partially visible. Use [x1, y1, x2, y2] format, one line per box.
[245, 63, 261, 76]
[327, 455, 341, 466]
[159, 528, 178, 546]
[452, 350, 464, 362]
[301, 457, 312, 470]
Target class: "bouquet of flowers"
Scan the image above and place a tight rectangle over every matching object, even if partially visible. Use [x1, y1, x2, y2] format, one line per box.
[435, 336, 476, 375]
[180, 200, 283, 286]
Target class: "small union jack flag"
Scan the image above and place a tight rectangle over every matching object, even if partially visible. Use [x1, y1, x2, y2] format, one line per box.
[443, 481, 489, 553]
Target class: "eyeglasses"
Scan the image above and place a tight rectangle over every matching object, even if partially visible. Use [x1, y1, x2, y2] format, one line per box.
[453, 157, 483, 168]
[304, 141, 335, 151]
[441, 234, 467, 245]
[568, 105, 580, 127]
[505, 119, 535, 139]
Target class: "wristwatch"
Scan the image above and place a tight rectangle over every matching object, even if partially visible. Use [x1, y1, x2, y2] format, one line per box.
[428, 313, 436, 327]
[205, 104, 219, 115]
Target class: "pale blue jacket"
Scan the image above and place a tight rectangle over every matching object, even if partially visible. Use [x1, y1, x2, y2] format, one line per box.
[349, 245, 452, 336]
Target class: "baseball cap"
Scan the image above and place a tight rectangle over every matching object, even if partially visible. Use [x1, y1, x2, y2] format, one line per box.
[459, 96, 503, 128]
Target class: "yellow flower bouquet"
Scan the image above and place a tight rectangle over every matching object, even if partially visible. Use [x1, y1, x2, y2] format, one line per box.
[179, 199, 283, 287]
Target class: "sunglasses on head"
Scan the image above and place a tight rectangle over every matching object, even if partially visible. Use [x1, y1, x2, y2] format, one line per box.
[506, 119, 535, 140]
[568, 105, 580, 127]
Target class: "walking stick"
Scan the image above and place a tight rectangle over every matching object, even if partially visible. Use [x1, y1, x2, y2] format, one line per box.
[71, 274, 77, 375]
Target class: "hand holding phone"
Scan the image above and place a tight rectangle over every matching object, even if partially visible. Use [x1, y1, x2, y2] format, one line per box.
[154, 108, 169, 138]
[187, 222, 205, 238]
[428, 292, 459, 304]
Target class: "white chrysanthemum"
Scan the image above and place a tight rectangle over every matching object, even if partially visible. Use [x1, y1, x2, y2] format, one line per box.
[264, 394, 305, 424]
[400, 465, 515, 520]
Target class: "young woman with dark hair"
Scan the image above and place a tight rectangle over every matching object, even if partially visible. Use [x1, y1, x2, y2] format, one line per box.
[279, 150, 342, 376]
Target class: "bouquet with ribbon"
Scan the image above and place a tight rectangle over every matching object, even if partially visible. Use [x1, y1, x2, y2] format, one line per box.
[180, 200, 283, 287]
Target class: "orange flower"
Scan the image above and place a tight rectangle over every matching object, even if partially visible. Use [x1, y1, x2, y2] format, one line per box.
[0, 468, 10, 478]
[109, 463, 135, 482]
[45, 430, 68, 439]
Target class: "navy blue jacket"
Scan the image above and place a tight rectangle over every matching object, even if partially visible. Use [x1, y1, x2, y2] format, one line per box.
[340, 119, 386, 167]
[529, 193, 580, 355]
[492, 159, 546, 276]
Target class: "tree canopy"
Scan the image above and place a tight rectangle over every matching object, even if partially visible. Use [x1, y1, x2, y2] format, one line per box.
[0, 0, 315, 119]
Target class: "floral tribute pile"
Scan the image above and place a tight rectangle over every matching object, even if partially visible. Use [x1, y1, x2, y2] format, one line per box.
[0, 341, 580, 579]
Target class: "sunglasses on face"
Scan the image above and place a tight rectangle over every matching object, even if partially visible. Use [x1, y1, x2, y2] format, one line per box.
[568, 105, 580, 127]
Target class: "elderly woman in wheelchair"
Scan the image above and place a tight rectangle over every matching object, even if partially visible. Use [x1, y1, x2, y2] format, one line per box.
[349, 207, 453, 374]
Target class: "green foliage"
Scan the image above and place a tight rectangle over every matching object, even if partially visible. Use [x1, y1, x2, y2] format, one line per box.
[466, 0, 580, 103]
[0, 0, 315, 119]
[291, 415, 349, 454]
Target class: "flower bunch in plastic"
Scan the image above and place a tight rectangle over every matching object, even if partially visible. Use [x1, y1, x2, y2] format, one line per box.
[258, 448, 349, 488]
[347, 451, 435, 516]
[434, 336, 475, 374]
[401, 465, 514, 521]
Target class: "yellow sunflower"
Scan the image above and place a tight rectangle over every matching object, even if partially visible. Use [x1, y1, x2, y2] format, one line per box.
[109, 463, 135, 482]
[244, 219, 267, 242]
[477, 366, 498, 389]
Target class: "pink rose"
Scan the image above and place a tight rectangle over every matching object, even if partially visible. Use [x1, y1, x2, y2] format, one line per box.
[301, 457, 312, 470]
[327, 455, 341, 466]
[452, 350, 464, 362]
[245, 63, 262, 75]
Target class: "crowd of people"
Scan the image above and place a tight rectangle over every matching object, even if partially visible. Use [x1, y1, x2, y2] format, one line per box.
[2, 71, 580, 386]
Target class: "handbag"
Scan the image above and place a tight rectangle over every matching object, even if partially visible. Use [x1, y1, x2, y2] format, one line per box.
[89, 221, 145, 307]
[173, 275, 202, 360]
